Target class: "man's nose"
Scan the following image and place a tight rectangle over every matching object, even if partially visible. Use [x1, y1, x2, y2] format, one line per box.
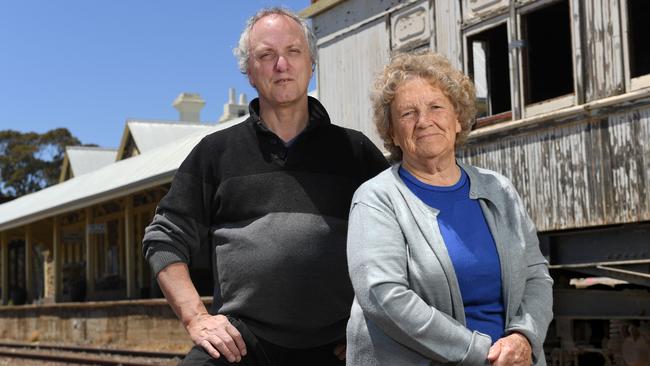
[275, 55, 289, 72]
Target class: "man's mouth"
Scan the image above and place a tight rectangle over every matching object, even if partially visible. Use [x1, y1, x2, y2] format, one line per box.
[274, 78, 293, 84]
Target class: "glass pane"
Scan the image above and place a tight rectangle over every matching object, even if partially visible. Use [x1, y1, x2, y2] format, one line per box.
[472, 41, 489, 117]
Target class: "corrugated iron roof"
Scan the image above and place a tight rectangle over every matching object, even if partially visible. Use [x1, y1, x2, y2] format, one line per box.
[66, 146, 117, 177]
[0, 117, 246, 231]
[127, 120, 215, 154]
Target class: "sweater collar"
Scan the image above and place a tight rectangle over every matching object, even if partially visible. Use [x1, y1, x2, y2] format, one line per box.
[391, 161, 502, 204]
[456, 161, 497, 201]
[247, 96, 331, 132]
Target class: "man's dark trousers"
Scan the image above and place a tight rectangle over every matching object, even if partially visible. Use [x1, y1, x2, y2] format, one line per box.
[180, 317, 345, 366]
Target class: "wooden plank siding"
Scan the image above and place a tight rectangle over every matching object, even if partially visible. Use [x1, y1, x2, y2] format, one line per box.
[583, 0, 624, 101]
[318, 18, 390, 147]
[435, 0, 463, 70]
[459, 105, 650, 232]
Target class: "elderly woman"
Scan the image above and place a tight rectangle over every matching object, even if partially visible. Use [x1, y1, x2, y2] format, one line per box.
[346, 52, 553, 366]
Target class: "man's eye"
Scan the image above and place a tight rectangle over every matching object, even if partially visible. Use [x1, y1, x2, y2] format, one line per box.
[289, 49, 301, 54]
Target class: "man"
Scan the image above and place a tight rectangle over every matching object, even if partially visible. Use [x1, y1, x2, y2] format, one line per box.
[142, 7, 387, 366]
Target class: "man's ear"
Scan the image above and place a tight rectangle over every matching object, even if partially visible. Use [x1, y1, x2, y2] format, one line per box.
[247, 71, 255, 88]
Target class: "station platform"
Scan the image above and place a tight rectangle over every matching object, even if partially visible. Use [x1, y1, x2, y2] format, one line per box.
[0, 297, 210, 353]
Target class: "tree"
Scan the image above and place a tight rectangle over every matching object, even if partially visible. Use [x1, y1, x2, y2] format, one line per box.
[0, 128, 82, 197]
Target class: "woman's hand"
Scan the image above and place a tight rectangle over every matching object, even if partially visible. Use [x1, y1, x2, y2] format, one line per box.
[487, 332, 532, 366]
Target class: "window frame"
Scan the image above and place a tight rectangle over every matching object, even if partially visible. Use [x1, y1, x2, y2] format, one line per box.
[461, 0, 584, 129]
[621, 0, 650, 91]
[516, 0, 582, 118]
[462, 14, 514, 127]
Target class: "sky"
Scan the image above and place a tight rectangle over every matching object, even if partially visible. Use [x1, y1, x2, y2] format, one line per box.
[0, 0, 310, 148]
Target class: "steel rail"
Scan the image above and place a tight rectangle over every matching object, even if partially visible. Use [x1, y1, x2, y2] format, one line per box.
[0, 342, 184, 366]
[0, 341, 185, 359]
[0, 348, 171, 366]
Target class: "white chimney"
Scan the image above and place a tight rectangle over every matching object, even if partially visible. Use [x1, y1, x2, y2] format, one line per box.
[218, 88, 249, 122]
[229, 88, 236, 104]
[173, 93, 205, 123]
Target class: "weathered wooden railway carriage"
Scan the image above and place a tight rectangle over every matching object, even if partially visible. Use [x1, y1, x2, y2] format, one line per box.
[303, 0, 650, 362]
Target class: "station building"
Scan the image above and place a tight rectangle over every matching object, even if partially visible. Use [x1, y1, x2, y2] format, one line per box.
[0, 91, 248, 305]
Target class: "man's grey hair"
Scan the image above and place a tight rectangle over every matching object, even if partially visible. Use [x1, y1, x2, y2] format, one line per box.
[234, 7, 318, 74]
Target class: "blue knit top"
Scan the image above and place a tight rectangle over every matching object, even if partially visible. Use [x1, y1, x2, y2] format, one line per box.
[399, 165, 505, 343]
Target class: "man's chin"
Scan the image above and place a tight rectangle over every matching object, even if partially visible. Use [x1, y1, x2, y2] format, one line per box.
[263, 92, 306, 106]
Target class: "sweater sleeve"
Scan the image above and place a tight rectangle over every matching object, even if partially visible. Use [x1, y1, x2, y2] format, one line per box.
[142, 140, 216, 277]
[359, 133, 389, 181]
[347, 186, 491, 365]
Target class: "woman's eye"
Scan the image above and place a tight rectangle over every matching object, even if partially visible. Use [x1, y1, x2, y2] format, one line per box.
[401, 111, 415, 118]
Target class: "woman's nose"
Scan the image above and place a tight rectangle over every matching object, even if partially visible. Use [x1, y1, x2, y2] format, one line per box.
[416, 110, 433, 128]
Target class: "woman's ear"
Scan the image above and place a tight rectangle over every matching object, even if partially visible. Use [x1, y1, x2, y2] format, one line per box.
[388, 124, 400, 147]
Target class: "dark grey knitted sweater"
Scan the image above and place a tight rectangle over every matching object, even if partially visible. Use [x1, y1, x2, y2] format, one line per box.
[142, 97, 387, 348]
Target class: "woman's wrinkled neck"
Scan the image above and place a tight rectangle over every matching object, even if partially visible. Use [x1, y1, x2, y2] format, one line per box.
[401, 153, 460, 187]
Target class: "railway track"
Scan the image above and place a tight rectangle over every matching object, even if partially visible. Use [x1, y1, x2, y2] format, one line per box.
[0, 341, 184, 365]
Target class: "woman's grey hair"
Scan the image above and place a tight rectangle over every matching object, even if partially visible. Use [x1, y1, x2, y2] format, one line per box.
[234, 7, 318, 74]
[371, 51, 477, 161]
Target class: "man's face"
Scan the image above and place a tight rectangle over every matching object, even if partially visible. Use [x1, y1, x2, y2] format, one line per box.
[247, 14, 313, 108]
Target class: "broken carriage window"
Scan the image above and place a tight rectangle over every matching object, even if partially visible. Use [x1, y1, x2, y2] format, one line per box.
[627, 0, 650, 79]
[467, 23, 511, 126]
[522, 0, 574, 105]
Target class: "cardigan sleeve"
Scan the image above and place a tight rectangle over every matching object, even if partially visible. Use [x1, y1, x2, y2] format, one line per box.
[503, 189, 554, 364]
[142, 139, 216, 277]
[347, 188, 491, 365]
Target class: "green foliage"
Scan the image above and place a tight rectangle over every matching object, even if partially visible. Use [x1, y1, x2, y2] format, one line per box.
[0, 128, 82, 197]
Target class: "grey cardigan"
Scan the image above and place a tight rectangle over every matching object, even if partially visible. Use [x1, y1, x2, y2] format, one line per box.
[346, 163, 553, 366]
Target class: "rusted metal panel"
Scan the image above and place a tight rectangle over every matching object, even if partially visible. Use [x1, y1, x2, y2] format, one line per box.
[460, 105, 650, 232]
[554, 289, 650, 318]
[317, 18, 390, 148]
[583, 0, 624, 101]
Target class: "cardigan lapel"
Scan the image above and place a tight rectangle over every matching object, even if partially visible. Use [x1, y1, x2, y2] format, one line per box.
[389, 165, 466, 322]
[479, 199, 512, 322]
[460, 161, 513, 322]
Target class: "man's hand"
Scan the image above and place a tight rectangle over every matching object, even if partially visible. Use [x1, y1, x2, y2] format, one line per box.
[487, 332, 532, 366]
[156, 263, 247, 362]
[186, 313, 247, 363]
[333, 342, 346, 360]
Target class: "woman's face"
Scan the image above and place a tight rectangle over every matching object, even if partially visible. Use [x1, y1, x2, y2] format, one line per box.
[390, 77, 461, 164]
